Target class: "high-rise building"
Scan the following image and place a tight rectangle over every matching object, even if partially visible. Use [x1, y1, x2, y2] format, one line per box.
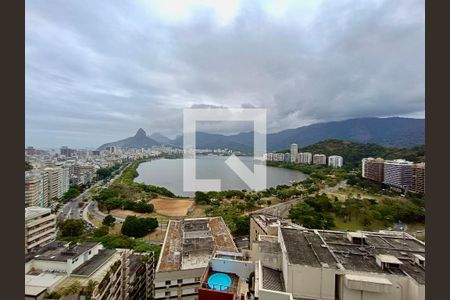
[154, 217, 238, 300]
[25, 207, 56, 253]
[313, 154, 327, 165]
[362, 158, 385, 182]
[290, 144, 298, 163]
[25, 171, 49, 207]
[25, 172, 41, 207]
[383, 159, 414, 190]
[411, 163, 425, 194]
[42, 167, 69, 200]
[328, 155, 344, 168]
[60, 146, 75, 157]
[298, 152, 312, 164]
[60, 166, 70, 197]
[25, 241, 155, 300]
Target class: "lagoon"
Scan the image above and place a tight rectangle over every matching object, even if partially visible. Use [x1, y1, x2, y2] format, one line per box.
[134, 156, 307, 197]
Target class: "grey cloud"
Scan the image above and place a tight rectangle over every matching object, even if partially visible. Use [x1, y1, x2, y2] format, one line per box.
[25, 0, 424, 148]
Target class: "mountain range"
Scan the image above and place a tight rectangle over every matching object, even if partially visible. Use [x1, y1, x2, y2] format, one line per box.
[97, 117, 425, 151]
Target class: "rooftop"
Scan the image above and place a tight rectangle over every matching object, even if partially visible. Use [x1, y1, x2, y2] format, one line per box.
[157, 217, 238, 272]
[25, 241, 99, 263]
[280, 228, 425, 284]
[251, 214, 283, 233]
[25, 206, 52, 221]
[262, 266, 285, 292]
[71, 249, 116, 276]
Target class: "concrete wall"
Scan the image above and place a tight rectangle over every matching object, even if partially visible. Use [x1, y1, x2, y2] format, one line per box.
[28, 259, 68, 273]
[259, 289, 293, 300]
[210, 258, 254, 280]
[285, 264, 335, 300]
[255, 260, 293, 300]
[340, 272, 425, 300]
[66, 244, 101, 273]
[251, 242, 282, 270]
[154, 268, 205, 300]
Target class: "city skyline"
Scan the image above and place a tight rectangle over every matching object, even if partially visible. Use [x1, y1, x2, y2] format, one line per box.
[26, 0, 424, 148]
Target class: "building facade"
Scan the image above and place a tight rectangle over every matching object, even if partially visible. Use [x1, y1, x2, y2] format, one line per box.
[290, 144, 298, 163]
[25, 172, 42, 207]
[362, 157, 385, 182]
[297, 152, 312, 164]
[328, 155, 343, 168]
[155, 217, 238, 300]
[25, 241, 155, 300]
[25, 207, 56, 253]
[313, 154, 327, 165]
[251, 227, 425, 300]
[383, 159, 414, 191]
[411, 163, 425, 194]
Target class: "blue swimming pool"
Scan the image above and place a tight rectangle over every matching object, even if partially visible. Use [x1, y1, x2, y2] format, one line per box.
[207, 273, 232, 291]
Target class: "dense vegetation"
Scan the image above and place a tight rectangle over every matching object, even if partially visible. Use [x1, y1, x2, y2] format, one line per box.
[60, 219, 86, 238]
[93, 160, 177, 214]
[121, 216, 159, 238]
[63, 187, 81, 202]
[102, 215, 116, 227]
[25, 160, 33, 171]
[289, 193, 425, 230]
[93, 188, 155, 214]
[96, 163, 122, 180]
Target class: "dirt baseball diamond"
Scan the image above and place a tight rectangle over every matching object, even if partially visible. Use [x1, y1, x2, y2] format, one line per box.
[150, 198, 194, 217]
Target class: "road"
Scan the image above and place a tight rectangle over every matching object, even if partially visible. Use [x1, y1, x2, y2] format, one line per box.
[57, 162, 131, 225]
[57, 180, 103, 222]
[84, 162, 132, 224]
[248, 180, 347, 218]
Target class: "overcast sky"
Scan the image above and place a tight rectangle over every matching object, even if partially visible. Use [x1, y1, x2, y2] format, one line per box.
[25, 0, 424, 148]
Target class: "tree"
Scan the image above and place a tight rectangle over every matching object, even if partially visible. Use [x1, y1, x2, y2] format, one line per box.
[84, 280, 98, 294]
[133, 201, 154, 213]
[102, 215, 116, 227]
[25, 161, 33, 171]
[195, 191, 210, 204]
[93, 226, 109, 237]
[235, 215, 250, 235]
[63, 187, 81, 201]
[60, 219, 85, 237]
[60, 281, 82, 296]
[121, 216, 158, 238]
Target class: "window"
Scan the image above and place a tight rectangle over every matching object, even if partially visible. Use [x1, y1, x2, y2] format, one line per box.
[194, 277, 200, 281]
[177, 279, 183, 284]
[165, 280, 171, 286]
[165, 291, 170, 296]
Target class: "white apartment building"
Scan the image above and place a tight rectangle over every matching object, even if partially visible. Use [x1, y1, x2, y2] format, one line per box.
[42, 166, 70, 200]
[290, 144, 298, 163]
[155, 217, 238, 300]
[25, 171, 49, 208]
[383, 159, 414, 190]
[25, 172, 41, 207]
[25, 207, 56, 253]
[328, 155, 344, 168]
[313, 154, 327, 165]
[297, 152, 312, 164]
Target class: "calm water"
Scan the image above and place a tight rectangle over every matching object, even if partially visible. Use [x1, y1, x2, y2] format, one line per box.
[134, 156, 307, 196]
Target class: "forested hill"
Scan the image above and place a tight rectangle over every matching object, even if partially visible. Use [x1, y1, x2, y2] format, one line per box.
[288, 139, 425, 169]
